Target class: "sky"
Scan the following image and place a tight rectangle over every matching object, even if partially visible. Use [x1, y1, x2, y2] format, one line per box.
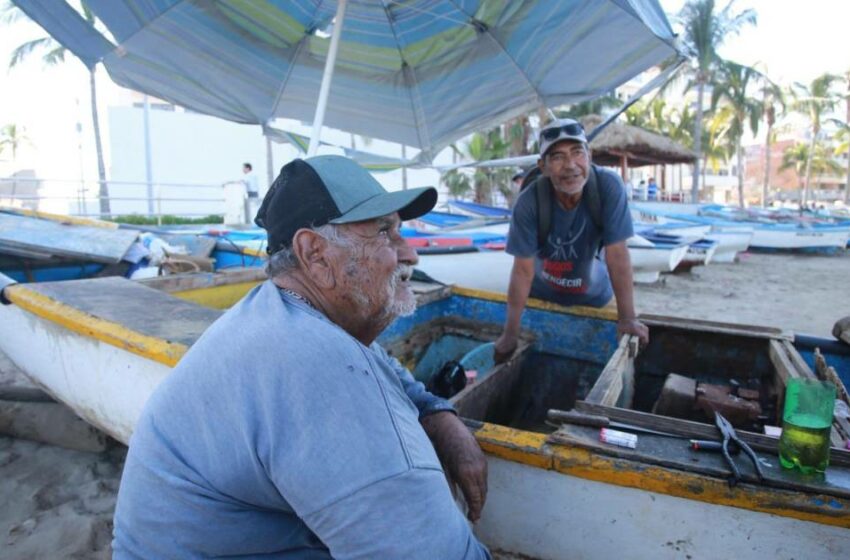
[0, 0, 849, 187]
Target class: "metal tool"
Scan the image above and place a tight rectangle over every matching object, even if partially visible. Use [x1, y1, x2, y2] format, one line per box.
[714, 411, 765, 487]
[547, 409, 680, 438]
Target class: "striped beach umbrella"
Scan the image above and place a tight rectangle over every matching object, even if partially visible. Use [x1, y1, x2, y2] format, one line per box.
[12, 0, 681, 161]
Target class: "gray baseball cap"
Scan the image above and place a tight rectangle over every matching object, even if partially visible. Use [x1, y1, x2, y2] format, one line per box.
[255, 156, 437, 254]
[539, 118, 587, 158]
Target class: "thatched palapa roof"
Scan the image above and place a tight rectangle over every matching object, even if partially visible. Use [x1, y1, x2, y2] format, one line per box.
[581, 115, 696, 168]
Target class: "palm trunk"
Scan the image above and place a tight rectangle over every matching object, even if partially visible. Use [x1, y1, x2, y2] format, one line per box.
[736, 137, 745, 208]
[90, 68, 110, 217]
[846, 88, 850, 204]
[691, 79, 705, 203]
[802, 132, 816, 208]
[762, 123, 772, 207]
[266, 135, 274, 186]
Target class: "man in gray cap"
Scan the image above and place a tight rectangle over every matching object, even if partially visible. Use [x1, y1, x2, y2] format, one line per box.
[495, 119, 649, 362]
[114, 156, 490, 559]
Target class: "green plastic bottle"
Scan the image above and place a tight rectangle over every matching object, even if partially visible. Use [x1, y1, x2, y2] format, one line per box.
[778, 379, 835, 474]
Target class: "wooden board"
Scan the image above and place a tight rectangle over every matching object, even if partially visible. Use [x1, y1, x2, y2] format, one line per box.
[27, 277, 221, 347]
[0, 212, 139, 263]
[547, 423, 850, 499]
[574, 400, 850, 468]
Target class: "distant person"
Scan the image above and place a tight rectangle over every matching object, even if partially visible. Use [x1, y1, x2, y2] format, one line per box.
[494, 118, 648, 363]
[243, 162, 260, 222]
[647, 177, 658, 201]
[113, 156, 490, 559]
[636, 179, 647, 201]
[625, 178, 635, 200]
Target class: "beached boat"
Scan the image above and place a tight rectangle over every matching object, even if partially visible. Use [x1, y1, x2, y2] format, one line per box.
[1, 270, 848, 559]
[626, 235, 689, 283]
[0, 208, 139, 282]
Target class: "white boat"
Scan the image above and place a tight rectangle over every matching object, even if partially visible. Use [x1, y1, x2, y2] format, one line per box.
[749, 226, 850, 252]
[705, 230, 754, 263]
[627, 236, 689, 283]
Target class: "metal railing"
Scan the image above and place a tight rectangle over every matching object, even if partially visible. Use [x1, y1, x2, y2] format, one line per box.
[0, 176, 230, 224]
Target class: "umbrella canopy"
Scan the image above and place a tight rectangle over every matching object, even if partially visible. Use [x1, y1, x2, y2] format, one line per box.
[13, 0, 681, 161]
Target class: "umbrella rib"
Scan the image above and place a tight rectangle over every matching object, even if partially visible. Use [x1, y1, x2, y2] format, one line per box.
[267, 34, 310, 124]
[444, 0, 545, 110]
[379, 0, 432, 157]
[267, 0, 327, 124]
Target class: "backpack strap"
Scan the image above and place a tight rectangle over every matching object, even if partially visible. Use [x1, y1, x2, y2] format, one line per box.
[534, 164, 605, 252]
[534, 176, 552, 250]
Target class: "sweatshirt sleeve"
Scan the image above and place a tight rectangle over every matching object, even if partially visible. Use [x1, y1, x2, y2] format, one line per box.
[372, 343, 456, 418]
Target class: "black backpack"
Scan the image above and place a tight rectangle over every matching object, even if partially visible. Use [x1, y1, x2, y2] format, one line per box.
[523, 165, 605, 252]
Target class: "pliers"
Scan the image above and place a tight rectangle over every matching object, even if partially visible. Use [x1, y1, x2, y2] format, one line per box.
[714, 411, 765, 487]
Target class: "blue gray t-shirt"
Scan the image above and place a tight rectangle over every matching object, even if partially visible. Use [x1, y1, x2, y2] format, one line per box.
[113, 281, 489, 559]
[506, 166, 633, 307]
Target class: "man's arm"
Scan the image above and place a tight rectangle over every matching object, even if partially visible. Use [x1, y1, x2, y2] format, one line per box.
[494, 256, 535, 362]
[604, 241, 649, 345]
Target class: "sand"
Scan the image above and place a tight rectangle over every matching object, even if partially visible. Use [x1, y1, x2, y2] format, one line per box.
[634, 251, 850, 338]
[1, 250, 848, 558]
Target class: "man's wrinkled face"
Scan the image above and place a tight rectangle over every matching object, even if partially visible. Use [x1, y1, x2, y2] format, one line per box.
[540, 140, 590, 196]
[330, 213, 418, 323]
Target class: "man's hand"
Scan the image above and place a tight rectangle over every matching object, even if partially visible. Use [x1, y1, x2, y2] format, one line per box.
[493, 332, 518, 364]
[617, 317, 649, 346]
[420, 412, 488, 522]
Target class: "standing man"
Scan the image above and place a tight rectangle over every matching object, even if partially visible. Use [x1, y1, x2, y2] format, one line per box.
[243, 162, 260, 222]
[114, 156, 490, 559]
[495, 119, 649, 362]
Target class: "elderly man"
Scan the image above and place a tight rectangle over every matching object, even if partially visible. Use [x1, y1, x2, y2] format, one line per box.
[113, 156, 490, 559]
[495, 119, 649, 362]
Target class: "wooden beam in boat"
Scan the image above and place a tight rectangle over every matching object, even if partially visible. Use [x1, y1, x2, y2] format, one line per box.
[573, 400, 850, 468]
[584, 335, 635, 407]
[640, 314, 792, 341]
[547, 422, 850, 500]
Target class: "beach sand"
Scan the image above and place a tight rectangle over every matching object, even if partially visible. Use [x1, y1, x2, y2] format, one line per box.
[1, 250, 849, 558]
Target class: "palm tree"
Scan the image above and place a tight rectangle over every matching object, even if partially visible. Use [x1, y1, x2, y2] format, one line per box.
[759, 79, 785, 206]
[677, 0, 756, 203]
[831, 119, 850, 204]
[4, 1, 111, 216]
[710, 60, 763, 207]
[788, 73, 842, 207]
[781, 142, 843, 199]
[0, 123, 30, 164]
[440, 169, 472, 199]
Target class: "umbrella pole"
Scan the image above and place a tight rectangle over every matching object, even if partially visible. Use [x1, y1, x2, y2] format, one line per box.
[307, 0, 349, 157]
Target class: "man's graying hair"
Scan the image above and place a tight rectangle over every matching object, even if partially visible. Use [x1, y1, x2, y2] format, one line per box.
[266, 223, 351, 278]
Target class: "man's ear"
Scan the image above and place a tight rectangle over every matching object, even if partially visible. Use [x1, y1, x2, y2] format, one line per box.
[537, 157, 545, 172]
[292, 229, 335, 289]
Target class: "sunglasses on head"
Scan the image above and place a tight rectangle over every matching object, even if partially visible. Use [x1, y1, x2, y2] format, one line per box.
[540, 122, 585, 142]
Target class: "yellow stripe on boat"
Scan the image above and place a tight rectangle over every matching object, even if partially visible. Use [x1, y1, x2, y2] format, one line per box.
[452, 286, 618, 321]
[469, 421, 850, 529]
[1, 207, 119, 229]
[173, 281, 260, 309]
[3, 283, 188, 366]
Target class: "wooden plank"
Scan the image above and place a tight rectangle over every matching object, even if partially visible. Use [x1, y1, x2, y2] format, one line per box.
[639, 313, 792, 341]
[28, 277, 221, 347]
[573, 400, 850, 468]
[584, 335, 631, 407]
[139, 267, 267, 293]
[453, 342, 532, 421]
[783, 340, 816, 378]
[547, 424, 850, 499]
[0, 212, 138, 263]
[769, 339, 800, 386]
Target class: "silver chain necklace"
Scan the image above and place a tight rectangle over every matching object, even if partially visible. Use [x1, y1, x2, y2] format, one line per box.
[279, 287, 317, 311]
